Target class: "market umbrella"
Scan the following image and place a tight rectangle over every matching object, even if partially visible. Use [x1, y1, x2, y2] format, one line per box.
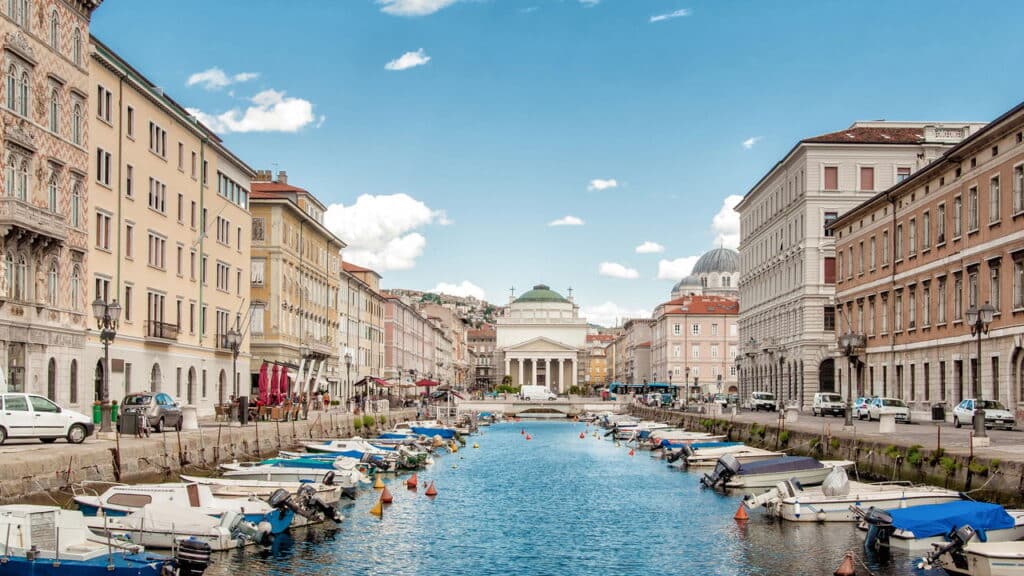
[258, 362, 269, 405]
[415, 378, 440, 388]
[280, 366, 290, 402]
[270, 364, 280, 405]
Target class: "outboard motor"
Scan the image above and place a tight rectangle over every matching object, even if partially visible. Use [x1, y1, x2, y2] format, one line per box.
[321, 471, 335, 486]
[267, 487, 302, 520]
[340, 486, 358, 500]
[175, 537, 212, 576]
[293, 484, 342, 522]
[700, 454, 741, 490]
[918, 525, 976, 572]
[855, 506, 895, 555]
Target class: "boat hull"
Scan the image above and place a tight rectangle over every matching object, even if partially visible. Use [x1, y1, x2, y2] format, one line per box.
[780, 492, 963, 522]
[725, 461, 852, 489]
[0, 553, 173, 576]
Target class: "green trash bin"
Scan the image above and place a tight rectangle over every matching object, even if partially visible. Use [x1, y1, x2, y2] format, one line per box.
[111, 403, 119, 422]
[92, 403, 101, 424]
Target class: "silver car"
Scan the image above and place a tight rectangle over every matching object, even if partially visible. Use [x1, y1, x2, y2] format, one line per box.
[120, 392, 182, 432]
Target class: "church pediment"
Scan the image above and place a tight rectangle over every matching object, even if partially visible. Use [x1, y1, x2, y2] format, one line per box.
[504, 336, 576, 352]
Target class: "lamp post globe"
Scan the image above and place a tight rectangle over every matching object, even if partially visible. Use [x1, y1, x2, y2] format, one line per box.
[967, 302, 996, 438]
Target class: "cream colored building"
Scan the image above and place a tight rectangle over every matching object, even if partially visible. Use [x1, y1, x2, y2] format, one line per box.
[0, 1, 100, 402]
[87, 38, 254, 415]
[341, 261, 384, 401]
[736, 121, 983, 409]
[496, 284, 587, 393]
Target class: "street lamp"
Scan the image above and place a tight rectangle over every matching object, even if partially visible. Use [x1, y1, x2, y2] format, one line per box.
[344, 351, 353, 413]
[966, 301, 996, 438]
[224, 327, 242, 401]
[839, 332, 866, 427]
[92, 297, 121, 433]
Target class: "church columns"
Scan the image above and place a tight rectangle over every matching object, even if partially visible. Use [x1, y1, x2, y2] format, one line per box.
[517, 358, 524, 388]
[531, 358, 538, 385]
[556, 358, 563, 393]
[546, 358, 553, 389]
[505, 358, 511, 385]
[571, 358, 578, 390]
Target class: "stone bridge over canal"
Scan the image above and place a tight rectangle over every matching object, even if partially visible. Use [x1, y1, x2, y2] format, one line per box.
[456, 397, 629, 418]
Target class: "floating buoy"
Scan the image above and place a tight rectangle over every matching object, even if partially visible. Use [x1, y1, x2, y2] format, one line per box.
[472, 443, 479, 449]
[833, 552, 856, 576]
[525, 434, 532, 441]
[406, 474, 418, 490]
[381, 486, 393, 504]
[734, 504, 749, 522]
[373, 475, 385, 490]
[451, 464, 458, 469]
[369, 498, 383, 517]
[520, 429, 525, 435]
[628, 448, 635, 456]
[425, 481, 438, 497]
[579, 432, 585, 439]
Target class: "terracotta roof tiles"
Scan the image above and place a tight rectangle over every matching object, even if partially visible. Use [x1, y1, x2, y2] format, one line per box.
[801, 127, 924, 145]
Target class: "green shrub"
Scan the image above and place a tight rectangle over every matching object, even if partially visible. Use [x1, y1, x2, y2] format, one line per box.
[968, 460, 989, 476]
[362, 415, 376, 428]
[778, 430, 790, 446]
[939, 456, 959, 475]
[906, 445, 924, 466]
[928, 447, 946, 466]
[883, 444, 902, 461]
[378, 414, 387, 425]
[829, 437, 841, 451]
[353, 418, 363, 430]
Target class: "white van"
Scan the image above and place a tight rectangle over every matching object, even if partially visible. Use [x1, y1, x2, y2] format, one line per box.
[521, 386, 557, 400]
[749, 391, 777, 412]
[0, 393, 94, 444]
[812, 392, 846, 417]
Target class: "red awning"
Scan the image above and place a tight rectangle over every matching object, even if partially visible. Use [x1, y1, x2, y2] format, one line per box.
[415, 378, 440, 387]
[372, 377, 390, 387]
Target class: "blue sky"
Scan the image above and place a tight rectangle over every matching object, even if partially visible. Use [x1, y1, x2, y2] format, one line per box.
[92, 0, 1024, 325]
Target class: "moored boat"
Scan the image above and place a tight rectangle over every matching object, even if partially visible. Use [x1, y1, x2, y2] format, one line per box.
[84, 504, 269, 551]
[919, 528, 1024, 576]
[854, 500, 1024, 553]
[700, 455, 854, 490]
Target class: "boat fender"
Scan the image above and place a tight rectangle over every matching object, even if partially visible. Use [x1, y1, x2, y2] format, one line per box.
[794, 499, 800, 519]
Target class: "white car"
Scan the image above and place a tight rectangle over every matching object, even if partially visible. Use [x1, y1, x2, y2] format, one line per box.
[952, 399, 1016, 430]
[0, 393, 94, 444]
[749, 391, 778, 411]
[867, 397, 910, 422]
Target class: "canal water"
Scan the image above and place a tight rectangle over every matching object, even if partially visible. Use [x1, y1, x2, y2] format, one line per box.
[205, 421, 930, 576]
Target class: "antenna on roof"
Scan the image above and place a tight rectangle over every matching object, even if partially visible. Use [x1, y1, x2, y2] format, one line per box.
[567, 286, 574, 301]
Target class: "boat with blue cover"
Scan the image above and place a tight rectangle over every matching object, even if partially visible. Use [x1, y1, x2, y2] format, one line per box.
[393, 420, 456, 439]
[0, 504, 212, 576]
[855, 500, 1024, 552]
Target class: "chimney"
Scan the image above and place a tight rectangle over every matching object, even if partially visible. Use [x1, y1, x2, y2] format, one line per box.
[253, 170, 271, 182]
[277, 170, 287, 184]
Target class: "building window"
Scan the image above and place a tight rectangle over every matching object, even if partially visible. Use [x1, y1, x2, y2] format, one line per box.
[953, 195, 963, 237]
[5, 151, 29, 200]
[824, 306, 835, 331]
[922, 285, 931, 326]
[968, 186, 979, 231]
[70, 265, 80, 310]
[48, 88, 59, 133]
[711, 344, 719, 358]
[937, 203, 946, 243]
[882, 230, 889, 264]
[71, 180, 82, 228]
[147, 234, 166, 269]
[824, 166, 838, 191]
[894, 290, 903, 331]
[148, 178, 166, 213]
[672, 345, 680, 358]
[216, 261, 229, 292]
[1015, 165, 1024, 213]
[125, 224, 133, 258]
[251, 259, 265, 286]
[860, 166, 874, 191]
[72, 28, 81, 66]
[969, 271, 978, 308]
[49, 9, 58, 49]
[96, 148, 111, 186]
[95, 212, 111, 250]
[990, 176, 1001, 223]
[691, 323, 700, 336]
[938, 277, 947, 323]
[123, 285, 132, 322]
[908, 218, 916, 255]
[824, 211, 838, 236]
[868, 297, 876, 335]
[954, 273, 963, 320]
[191, 151, 197, 179]
[46, 170, 57, 212]
[96, 85, 112, 122]
[908, 287, 916, 329]
[691, 344, 700, 359]
[125, 164, 134, 198]
[897, 166, 911, 183]
[190, 201, 196, 228]
[1016, 260, 1024, 310]
[869, 236, 876, 269]
[880, 294, 888, 333]
[148, 122, 167, 157]
[922, 211, 931, 249]
[895, 224, 903, 260]
[711, 323, 718, 336]
[47, 261, 57, 305]
[991, 264, 1001, 311]
[71, 102, 82, 145]
[126, 106, 135, 138]
[177, 143, 184, 170]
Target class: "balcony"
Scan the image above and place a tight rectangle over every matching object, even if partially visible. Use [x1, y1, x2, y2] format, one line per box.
[145, 320, 179, 342]
[0, 196, 68, 248]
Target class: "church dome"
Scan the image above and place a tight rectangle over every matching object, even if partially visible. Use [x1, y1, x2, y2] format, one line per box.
[515, 284, 569, 304]
[672, 275, 701, 293]
[692, 247, 739, 275]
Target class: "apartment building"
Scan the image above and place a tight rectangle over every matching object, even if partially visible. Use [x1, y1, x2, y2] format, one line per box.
[833, 101, 1024, 415]
[651, 295, 739, 398]
[736, 121, 983, 409]
[341, 261, 384, 393]
[383, 292, 435, 384]
[249, 171, 343, 403]
[468, 323, 496, 389]
[88, 38, 253, 415]
[0, 1, 101, 402]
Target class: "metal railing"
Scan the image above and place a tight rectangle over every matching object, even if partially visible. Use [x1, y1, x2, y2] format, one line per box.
[145, 320, 179, 340]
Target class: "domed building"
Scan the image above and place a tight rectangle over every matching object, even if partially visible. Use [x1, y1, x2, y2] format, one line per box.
[495, 284, 588, 393]
[670, 247, 740, 299]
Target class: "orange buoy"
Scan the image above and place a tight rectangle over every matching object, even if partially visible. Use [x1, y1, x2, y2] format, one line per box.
[734, 504, 749, 521]
[406, 473, 418, 489]
[833, 552, 856, 576]
[381, 486, 393, 504]
[579, 432, 585, 439]
[628, 448, 635, 456]
[520, 428, 525, 435]
[525, 434, 532, 440]
[373, 475, 385, 490]
[425, 481, 438, 497]
[369, 497, 383, 517]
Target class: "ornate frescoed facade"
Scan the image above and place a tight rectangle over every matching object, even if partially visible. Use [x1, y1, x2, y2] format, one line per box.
[0, 0, 101, 401]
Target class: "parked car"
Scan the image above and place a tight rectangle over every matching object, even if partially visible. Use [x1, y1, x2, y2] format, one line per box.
[853, 397, 873, 420]
[952, 399, 1016, 430]
[867, 397, 910, 422]
[749, 391, 777, 412]
[120, 392, 182, 432]
[713, 393, 729, 406]
[812, 392, 846, 417]
[0, 393, 93, 445]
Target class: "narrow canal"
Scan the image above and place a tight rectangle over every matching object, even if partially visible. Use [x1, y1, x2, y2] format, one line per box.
[205, 421, 928, 576]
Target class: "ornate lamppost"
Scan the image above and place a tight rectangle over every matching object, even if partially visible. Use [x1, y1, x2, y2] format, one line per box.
[224, 327, 242, 400]
[344, 351, 353, 412]
[92, 297, 121, 433]
[966, 301, 996, 439]
[839, 331, 866, 427]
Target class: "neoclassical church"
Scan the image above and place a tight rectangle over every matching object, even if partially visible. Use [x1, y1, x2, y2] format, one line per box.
[496, 285, 588, 393]
[670, 247, 740, 299]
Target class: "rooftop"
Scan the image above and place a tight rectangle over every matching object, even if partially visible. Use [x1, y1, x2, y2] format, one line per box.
[514, 284, 569, 304]
[658, 295, 740, 316]
[802, 126, 926, 145]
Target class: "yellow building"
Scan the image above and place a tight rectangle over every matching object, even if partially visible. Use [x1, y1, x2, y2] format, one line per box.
[0, 1, 101, 402]
[341, 261, 384, 402]
[250, 171, 344, 400]
[88, 38, 254, 415]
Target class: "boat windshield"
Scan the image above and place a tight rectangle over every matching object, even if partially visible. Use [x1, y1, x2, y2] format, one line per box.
[979, 400, 1006, 410]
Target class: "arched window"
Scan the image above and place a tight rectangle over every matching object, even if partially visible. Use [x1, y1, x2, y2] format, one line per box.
[14, 254, 26, 301]
[17, 0, 27, 27]
[71, 102, 81, 144]
[47, 170, 57, 212]
[70, 180, 81, 227]
[4, 252, 12, 297]
[49, 10, 58, 50]
[18, 71, 28, 116]
[16, 156, 28, 200]
[6, 65, 15, 111]
[4, 153, 14, 196]
[47, 260, 57, 305]
[69, 359, 78, 404]
[72, 28, 81, 66]
[47, 357, 56, 400]
[70, 264, 80, 310]
[49, 88, 58, 133]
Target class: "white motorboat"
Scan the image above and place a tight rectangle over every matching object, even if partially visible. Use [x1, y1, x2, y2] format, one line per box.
[744, 477, 963, 522]
[680, 446, 785, 469]
[701, 455, 854, 490]
[856, 501, 1024, 553]
[179, 475, 345, 501]
[301, 438, 392, 456]
[85, 504, 269, 551]
[219, 458, 368, 486]
[649, 429, 722, 443]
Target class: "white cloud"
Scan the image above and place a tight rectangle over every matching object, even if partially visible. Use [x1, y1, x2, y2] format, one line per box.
[635, 241, 665, 254]
[186, 67, 260, 90]
[377, 0, 458, 16]
[649, 8, 691, 23]
[186, 89, 316, 134]
[581, 302, 650, 328]
[742, 136, 763, 149]
[657, 256, 700, 280]
[325, 193, 446, 271]
[587, 178, 618, 191]
[579, 0, 600, 6]
[599, 262, 639, 279]
[385, 48, 432, 71]
[712, 194, 743, 249]
[549, 215, 584, 226]
[432, 281, 486, 300]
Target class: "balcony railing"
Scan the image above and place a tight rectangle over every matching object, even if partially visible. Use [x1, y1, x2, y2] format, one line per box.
[0, 196, 68, 244]
[145, 320, 179, 341]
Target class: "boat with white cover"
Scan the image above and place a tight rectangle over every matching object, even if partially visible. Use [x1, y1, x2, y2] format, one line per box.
[179, 475, 344, 501]
[84, 504, 269, 551]
[680, 446, 786, 468]
[219, 458, 368, 486]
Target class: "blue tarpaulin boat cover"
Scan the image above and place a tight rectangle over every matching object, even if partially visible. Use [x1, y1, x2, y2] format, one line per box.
[888, 501, 1014, 541]
[659, 439, 741, 449]
[737, 456, 822, 475]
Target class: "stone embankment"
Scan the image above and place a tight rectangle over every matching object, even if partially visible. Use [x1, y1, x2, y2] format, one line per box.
[0, 409, 415, 503]
[631, 406, 1024, 507]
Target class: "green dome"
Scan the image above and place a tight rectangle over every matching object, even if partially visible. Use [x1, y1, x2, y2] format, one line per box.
[515, 284, 569, 304]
